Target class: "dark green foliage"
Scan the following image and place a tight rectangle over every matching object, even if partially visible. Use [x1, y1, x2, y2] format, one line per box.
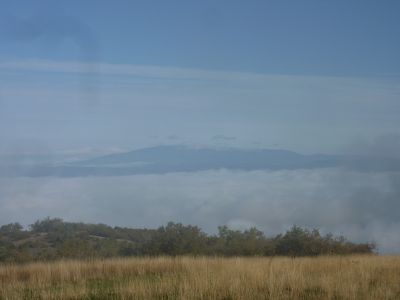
[275, 226, 375, 256]
[0, 223, 29, 241]
[213, 226, 271, 256]
[145, 222, 208, 255]
[0, 218, 376, 262]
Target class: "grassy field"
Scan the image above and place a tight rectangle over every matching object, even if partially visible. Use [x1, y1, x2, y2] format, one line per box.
[0, 255, 399, 299]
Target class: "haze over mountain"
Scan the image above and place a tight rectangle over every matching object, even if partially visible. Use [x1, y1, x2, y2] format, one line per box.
[75, 145, 339, 170]
[1, 145, 400, 178]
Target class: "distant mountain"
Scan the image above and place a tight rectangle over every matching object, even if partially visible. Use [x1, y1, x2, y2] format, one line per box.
[76, 145, 342, 170]
[1, 145, 400, 177]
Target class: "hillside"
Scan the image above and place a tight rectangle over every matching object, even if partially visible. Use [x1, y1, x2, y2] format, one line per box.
[0, 218, 375, 263]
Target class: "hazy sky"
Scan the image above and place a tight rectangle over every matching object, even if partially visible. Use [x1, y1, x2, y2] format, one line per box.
[1, 1, 400, 252]
[0, 0, 399, 154]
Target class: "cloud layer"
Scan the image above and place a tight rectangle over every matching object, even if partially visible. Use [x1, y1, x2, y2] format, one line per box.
[1, 168, 399, 253]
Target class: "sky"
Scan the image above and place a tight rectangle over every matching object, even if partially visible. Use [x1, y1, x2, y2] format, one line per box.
[0, 1, 400, 252]
[0, 0, 399, 154]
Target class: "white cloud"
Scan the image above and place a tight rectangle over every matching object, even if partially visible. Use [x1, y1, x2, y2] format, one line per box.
[0, 59, 357, 82]
[1, 58, 399, 90]
[0, 168, 399, 253]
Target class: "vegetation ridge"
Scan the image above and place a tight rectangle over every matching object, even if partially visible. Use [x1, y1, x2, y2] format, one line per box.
[0, 218, 375, 263]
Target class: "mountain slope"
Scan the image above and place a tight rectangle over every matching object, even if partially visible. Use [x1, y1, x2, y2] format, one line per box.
[75, 145, 342, 171]
[2, 145, 400, 177]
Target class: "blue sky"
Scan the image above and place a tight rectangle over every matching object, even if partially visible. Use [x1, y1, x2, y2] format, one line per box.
[1, 1, 400, 76]
[0, 1, 400, 154]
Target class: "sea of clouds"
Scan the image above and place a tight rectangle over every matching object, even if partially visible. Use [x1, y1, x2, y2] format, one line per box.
[1, 168, 399, 253]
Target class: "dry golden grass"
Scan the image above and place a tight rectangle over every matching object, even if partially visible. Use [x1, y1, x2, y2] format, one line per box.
[0, 255, 399, 299]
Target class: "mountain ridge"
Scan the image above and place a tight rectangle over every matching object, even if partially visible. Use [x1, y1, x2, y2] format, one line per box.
[1, 145, 400, 177]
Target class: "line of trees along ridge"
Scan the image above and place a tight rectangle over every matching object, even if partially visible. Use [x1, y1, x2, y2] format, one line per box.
[0, 218, 376, 262]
